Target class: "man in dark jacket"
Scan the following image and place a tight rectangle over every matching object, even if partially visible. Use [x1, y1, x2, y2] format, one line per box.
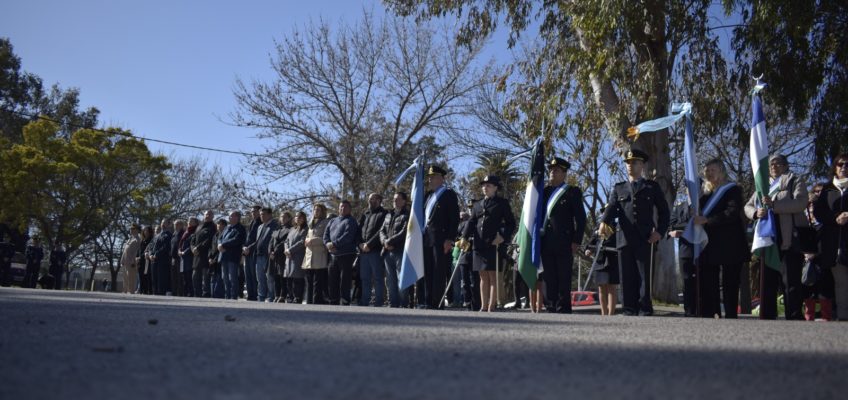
[254, 207, 279, 302]
[24, 236, 44, 289]
[381, 192, 410, 307]
[324, 200, 360, 305]
[358, 193, 388, 306]
[192, 210, 217, 297]
[422, 165, 460, 309]
[151, 219, 174, 295]
[600, 149, 670, 316]
[540, 158, 587, 313]
[208, 218, 228, 299]
[49, 243, 67, 290]
[241, 206, 262, 301]
[219, 211, 247, 300]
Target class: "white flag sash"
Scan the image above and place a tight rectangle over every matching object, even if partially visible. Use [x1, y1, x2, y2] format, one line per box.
[425, 186, 446, 223]
[544, 184, 570, 225]
[701, 182, 737, 217]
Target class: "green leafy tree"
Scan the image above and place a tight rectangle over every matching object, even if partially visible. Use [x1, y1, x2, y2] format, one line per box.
[0, 119, 169, 289]
[728, 0, 847, 175]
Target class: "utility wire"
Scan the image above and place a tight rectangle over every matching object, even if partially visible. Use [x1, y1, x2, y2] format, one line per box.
[10, 111, 269, 158]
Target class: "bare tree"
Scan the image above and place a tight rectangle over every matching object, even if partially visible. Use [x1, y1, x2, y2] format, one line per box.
[231, 11, 484, 210]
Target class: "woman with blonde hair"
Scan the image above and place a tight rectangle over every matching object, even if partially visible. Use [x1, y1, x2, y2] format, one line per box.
[302, 203, 330, 304]
[693, 158, 748, 318]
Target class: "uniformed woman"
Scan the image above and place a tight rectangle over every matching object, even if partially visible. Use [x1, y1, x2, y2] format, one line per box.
[462, 175, 516, 312]
[586, 207, 619, 316]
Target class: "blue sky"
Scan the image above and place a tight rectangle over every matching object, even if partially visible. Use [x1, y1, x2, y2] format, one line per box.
[1, 0, 515, 185]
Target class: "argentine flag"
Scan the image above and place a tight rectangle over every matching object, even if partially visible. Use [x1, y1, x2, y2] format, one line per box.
[516, 138, 546, 288]
[399, 158, 426, 290]
[749, 88, 781, 271]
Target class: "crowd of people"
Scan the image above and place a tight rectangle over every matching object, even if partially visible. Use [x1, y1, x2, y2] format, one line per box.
[3, 149, 846, 322]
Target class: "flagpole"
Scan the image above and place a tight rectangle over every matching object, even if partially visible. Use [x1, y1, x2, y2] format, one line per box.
[495, 247, 501, 309]
[439, 252, 464, 309]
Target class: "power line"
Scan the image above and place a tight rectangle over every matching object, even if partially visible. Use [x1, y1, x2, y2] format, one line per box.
[11, 111, 269, 158]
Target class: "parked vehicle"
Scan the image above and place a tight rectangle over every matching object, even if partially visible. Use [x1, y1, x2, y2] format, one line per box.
[571, 290, 599, 307]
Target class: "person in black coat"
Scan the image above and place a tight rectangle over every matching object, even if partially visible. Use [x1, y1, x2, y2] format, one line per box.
[585, 214, 618, 316]
[693, 158, 749, 318]
[358, 193, 388, 306]
[668, 202, 696, 317]
[49, 243, 67, 290]
[207, 219, 228, 299]
[24, 237, 44, 289]
[270, 212, 293, 302]
[541, 157, 587, 314]
[171, 220, 185, 296]
[600, 149, 670, 316]
[813, 153, 848, 321]
[462, 175, 516, 312]
[380, 192, 412, 308]
[192, 211, 217, 297]
[137, 226, 154, 294]
[151, 219, 174, 295]
[421, 165, 460, 309]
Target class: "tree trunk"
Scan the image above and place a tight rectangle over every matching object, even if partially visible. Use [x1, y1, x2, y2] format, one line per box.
[652, 238, 678, 304]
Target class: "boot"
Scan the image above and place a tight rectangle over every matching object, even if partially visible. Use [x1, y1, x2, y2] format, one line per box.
[820, 299, 833, 321]
[804, 299, 816, 321]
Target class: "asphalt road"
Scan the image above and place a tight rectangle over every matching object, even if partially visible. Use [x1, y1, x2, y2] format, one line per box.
[1, 288, 845, 400]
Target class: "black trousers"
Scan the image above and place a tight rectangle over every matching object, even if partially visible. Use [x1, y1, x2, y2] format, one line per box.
[287, 277, 305, 303]
[459, 262, 479, 309]
[23, 263, 39, 288]
[192, 265, 210, 297]
[421, 244, 449, 308]
[182, 269, 193, 297]
[759, 260, 782, 320]
[304, 269, 327, 304]
[513, 271, 529, 308]
[699, 262, 741, 318]
[328, 254, 354, 305]
[680, 257, 696, 316]
[153, 261, 171, 295]
[542, 246, 574, 313]
[761, 250, 805, 320]
[618, 244, 653, 315]
[0, 261, 11, 286]
[782, 249, 804, 320]
[282, 273, 292, 300]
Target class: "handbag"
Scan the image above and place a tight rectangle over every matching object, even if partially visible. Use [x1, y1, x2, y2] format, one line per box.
[801, 259, 819, 286]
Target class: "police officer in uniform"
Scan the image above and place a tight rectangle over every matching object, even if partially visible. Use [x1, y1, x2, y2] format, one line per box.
[461, 175, 516, 312]
[422, 165, 460, 309]
[541, 157, 587, 313]
[599, 149, 670, 316]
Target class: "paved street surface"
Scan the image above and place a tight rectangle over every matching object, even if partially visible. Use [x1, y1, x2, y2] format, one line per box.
[1, 288, 845, 400]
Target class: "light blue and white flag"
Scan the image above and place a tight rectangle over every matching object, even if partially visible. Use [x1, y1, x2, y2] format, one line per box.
[398, 157, 426, 290]
[679, 111, 708, 258]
